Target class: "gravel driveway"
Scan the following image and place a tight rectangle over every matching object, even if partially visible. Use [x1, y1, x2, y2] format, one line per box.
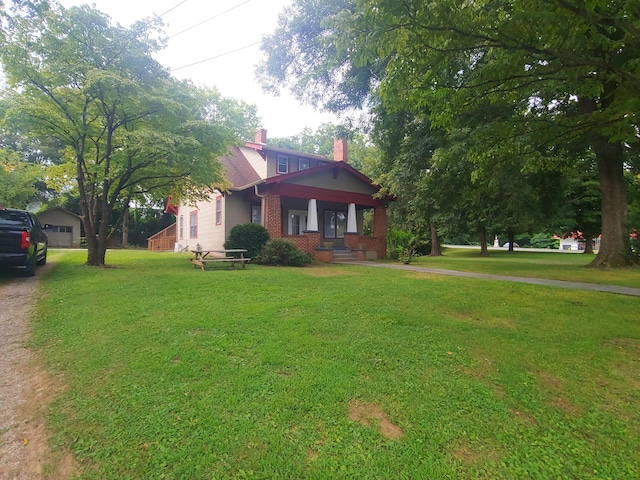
[0, 264, 75, 479]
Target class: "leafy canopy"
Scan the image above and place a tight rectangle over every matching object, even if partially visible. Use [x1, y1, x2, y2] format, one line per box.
[1, 2, 258, 265]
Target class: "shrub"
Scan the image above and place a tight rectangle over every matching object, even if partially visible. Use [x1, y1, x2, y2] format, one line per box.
[255, 239, 313, 266]
[223, 223, 269, 258]
[529, 232, 556, 249]
[387, 229, 424, 264]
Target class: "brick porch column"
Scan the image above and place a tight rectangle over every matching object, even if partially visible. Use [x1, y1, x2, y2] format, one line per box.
[373, 206, 387, 236]
[264, 194, 282, 238]
[373, 206, 388, 258]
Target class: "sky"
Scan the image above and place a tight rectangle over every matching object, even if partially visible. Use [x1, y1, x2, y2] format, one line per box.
[56, 0, 340, 138]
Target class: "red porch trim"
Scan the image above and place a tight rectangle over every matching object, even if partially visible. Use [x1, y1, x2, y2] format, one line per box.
[259, 183, 386, 207]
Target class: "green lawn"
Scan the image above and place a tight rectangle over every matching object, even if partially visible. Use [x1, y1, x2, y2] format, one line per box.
[408, 248, 640, 288]
[32, 250, 640, 479]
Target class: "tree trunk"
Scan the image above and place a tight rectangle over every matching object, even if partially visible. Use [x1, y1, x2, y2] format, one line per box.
[122, 208, 129, 247]
[429, 221, 443, 256]
[75, 148, 105, 267]
[588, 139, 631, 267]
[479, 227, 489, 257]
[507, 230, 515, 252]
[583, 233, 594, 255]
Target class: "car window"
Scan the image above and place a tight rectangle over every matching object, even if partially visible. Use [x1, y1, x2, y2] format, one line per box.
[0, 210, 30, 227]
[30, 214, 43, 229]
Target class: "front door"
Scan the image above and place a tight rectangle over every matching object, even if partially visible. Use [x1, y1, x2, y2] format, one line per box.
[288, 210, 307, 235]
[323, 210, 346, 246]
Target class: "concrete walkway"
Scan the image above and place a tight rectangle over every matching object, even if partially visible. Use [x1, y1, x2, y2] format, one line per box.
[341, 261, 640, 297]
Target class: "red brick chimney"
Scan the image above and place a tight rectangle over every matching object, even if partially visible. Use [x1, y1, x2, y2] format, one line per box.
[255, 128, 267, 144]
[333, 138, 348, 163]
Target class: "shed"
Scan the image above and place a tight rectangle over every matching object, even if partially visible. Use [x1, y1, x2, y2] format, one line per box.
[37, 207, 82, 247]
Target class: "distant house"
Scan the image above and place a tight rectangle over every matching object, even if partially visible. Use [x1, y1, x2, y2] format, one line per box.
[556, 232, 601, 251]
[158, 129, 392, 261]
[37, 207, 82, 248]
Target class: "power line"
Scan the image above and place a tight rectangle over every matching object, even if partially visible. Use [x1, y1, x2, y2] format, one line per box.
[170, 41, 261, 71]
[157, 0, 190, 19]
[169, 0, 252, 39]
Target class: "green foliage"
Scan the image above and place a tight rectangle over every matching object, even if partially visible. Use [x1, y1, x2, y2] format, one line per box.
[529, 233, 557, 249]
[0, 4, 255, 265]
[386, 228, 424, 263]
[0, 149, 41, 208]
[223, 223, 270, 259]
[269, 123, 347, 157]
[254, 238, 313, 266]
[259, 0, 640, 266]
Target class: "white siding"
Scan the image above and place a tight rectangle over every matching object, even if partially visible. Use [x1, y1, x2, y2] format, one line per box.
[175, 195, 226, 251]
[240, 146, 267, 179]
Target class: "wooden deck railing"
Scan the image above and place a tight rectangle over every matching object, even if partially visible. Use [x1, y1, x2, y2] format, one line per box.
[147, 223, 176, 251]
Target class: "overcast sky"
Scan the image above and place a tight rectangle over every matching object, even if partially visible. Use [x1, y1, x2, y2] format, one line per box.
[56, 0, 340, 138]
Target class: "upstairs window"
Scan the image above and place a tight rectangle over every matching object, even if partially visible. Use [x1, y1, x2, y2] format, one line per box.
[189, 211, 198, 238]
[299, 158, 310, 170]
[215, 196, 222, 225]
[277, 155, 289, 174]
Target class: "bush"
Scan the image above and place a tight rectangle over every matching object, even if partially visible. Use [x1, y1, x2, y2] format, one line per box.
[223, 223, 269, 258]
[530, 232, 557, 249]
[387, 229, 425, 264]
[255, 239, 313, 266]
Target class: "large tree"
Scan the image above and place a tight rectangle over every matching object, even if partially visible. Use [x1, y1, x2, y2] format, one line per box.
[1, 2, 249, 265]
[259, 0, 639, 267]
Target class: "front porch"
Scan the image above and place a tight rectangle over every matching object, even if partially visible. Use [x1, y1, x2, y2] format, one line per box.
[249, 160, 392, 262]
[261, 193, 388, 262]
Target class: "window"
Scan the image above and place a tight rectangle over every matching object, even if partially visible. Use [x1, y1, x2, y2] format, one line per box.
[215, 196, 222, 225]
[179, 216, 184, 240]
[189, 211, 198, 238]
[277, 155, 289, 174]
[299, 157, 310, 170]
[251, 205, 261, 224]
[324, 210, 346, 238]
[46, 225, 72, 233]
[288, 210, 307, 235]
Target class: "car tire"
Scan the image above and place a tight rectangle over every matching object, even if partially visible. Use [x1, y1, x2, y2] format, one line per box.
[37, 248, 47, 266]
[22, 254, 36, 277]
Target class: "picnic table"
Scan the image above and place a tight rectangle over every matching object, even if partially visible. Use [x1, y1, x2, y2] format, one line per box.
[190, 249, 250, 271]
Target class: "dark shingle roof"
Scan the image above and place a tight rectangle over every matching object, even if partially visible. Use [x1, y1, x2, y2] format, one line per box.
[218, 146, 262, 190]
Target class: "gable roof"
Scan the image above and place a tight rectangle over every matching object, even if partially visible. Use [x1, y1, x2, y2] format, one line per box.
[218, 146, 262, 190]
[263, 159, 377, 189]
[38, 207, 82, 219]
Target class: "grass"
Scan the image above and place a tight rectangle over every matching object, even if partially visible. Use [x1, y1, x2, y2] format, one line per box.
[31, 250, 640, 479]
[406, 247, 640, 288]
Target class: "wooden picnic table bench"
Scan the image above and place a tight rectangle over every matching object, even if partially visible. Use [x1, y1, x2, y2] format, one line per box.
[189, 249, 250, 271]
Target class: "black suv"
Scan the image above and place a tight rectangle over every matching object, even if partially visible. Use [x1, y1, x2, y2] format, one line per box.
[0, 207, 48, 276]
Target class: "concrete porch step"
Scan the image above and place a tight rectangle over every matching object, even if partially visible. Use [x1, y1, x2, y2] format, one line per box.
[331, 249, 360, 263]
